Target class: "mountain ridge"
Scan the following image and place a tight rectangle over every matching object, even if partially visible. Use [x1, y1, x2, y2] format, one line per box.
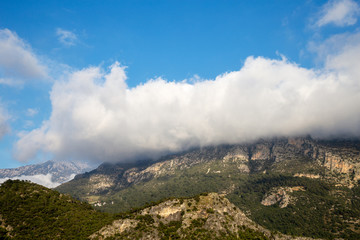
[57, 136, 360, 203]
[90, 192, 317, 240]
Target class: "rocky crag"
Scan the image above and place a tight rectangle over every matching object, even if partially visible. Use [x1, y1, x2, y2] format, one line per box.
[90, 193, 316, 240]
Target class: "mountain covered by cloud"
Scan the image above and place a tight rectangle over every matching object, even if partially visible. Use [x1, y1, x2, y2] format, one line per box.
[14, 30, 360, 163]
[0, 160, 94, 188]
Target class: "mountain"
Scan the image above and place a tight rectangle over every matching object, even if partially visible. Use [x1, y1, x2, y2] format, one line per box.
[57, 136, 360, 209]
[0, 160, 95, 188]
[56, 136, 360, 239]
[0, 180, 309, 240]
[90, 192, 314, 240]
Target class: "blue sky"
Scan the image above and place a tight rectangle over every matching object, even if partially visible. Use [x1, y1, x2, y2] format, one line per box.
[1, 0, 360, 168]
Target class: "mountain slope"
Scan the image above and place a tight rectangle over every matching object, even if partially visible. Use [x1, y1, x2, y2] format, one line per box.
[0, 180, 311, 240]
[227, 174, 360, 239]
[0, 160, 95, 188]
[56, 137, 360, 239]
[90, 192, 315, 240]
[57, 137, 360, 210]
[0, 180, 114, 239]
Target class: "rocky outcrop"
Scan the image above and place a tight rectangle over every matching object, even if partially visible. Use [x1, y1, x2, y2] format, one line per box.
[90, 193, 317, 240]
[90, 219, 138, 239]
[261, 186, 305, 208]
[88, 174, 116, 193]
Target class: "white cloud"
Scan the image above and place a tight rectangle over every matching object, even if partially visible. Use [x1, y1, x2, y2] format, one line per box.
[56, 28, 77, 46]
[316, 0, 360, 27]
[0, 104, 9, 140]
[14, 39, 360, 163]
[0, 77, 23, 87]
[23, 120, 34, 129]
[324, 33, 360, 74]
[0, 173, 76, 188]
[0, 29, 48, 85]
[309, 31, 360, 73]
[26, 108, 39, 117]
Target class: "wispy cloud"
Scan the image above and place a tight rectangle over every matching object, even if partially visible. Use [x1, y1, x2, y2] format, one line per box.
[26, 108, 38, 117]
[23, 120, 34, 129]
[316, 0, 360, 27]
[0, 104, 9, 140]
[0, 78, 23, 87]
[56, 28, 78, 46]
[0, 29, 48, 86]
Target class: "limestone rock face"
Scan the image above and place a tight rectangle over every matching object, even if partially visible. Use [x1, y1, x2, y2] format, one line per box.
[88, 174, 115, 193]
[261, 186, 305, 208]
[89, 219, 138, 239]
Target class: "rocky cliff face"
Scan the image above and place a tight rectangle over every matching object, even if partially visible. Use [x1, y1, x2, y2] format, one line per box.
[59, 137, 360, 199]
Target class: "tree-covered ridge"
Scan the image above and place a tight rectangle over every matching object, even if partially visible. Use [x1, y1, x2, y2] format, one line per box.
[0, 180, 114, 239]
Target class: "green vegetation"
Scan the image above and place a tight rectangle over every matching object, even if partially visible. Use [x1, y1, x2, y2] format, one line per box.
[237, 226, 268, 240]
[0, 180, 114, 239]
[227, 173, 360, 240]
[206, 208, 215, 214]
[158, 221, 182, 239]
[0, 181, 270, 240]
[0, 226, 10, 240]
[113, 215, 269, 240]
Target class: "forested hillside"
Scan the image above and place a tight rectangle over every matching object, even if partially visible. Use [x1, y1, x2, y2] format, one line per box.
[0, 180, 293, 239]
[0, 180, 113, 239]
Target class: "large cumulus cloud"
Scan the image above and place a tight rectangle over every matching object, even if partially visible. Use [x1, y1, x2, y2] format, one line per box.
[14, 35, 360, 163]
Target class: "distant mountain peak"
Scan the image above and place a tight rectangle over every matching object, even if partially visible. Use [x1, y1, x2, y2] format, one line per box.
[0, 160, 96, 188]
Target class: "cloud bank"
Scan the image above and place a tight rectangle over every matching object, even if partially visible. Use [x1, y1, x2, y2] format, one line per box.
[14, 34, 360, 163]
[316, 0, 360, 27]
[0, 29, 48, 86]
